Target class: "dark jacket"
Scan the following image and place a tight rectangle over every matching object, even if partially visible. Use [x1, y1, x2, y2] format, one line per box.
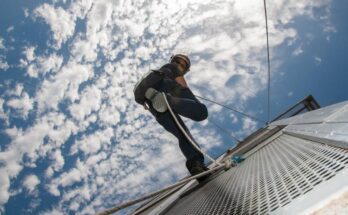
[154, 63, 208, 121]
[157, 63, 198, 100]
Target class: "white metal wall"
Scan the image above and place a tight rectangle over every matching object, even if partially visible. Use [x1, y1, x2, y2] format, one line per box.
[164, 133, 348, 215]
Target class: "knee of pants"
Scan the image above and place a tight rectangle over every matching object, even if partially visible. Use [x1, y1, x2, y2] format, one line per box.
[192, 104, 208, 121]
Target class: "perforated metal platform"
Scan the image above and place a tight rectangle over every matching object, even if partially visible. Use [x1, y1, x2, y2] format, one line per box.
[164, 133, 348, 215]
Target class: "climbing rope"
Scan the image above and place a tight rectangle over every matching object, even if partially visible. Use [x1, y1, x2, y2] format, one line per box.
[96, 162, 229, 215]
[263, 0, 271, 123]
[96, 93, 232, 215]
[163, 93, 220, 166]
[194, 94, 266, 124]
[207, 118, 241, 143]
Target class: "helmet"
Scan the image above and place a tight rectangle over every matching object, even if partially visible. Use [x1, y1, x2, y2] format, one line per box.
[170, 54, 191, 75]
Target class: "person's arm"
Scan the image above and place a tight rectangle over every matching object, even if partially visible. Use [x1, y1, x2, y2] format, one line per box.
[175, 76, 188, 88]
[159, 64, 197, 100]
[173, 76, 202, 103]
[159, 63, 181, 80]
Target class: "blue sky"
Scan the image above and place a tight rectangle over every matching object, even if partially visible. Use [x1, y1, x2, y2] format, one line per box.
[0, 0, 347, 214]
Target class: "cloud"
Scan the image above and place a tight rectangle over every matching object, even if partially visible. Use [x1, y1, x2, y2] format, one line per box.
[34, 4, 77, 48]
[0, 37, 5, 50]
[7, 92, 33, 119]
[23, 175, 40, 193]
[23, 46, 36, 62]
[0, 38, 9, 71]
[292, 46, 304, 56]
[68, 85, 102, 121]
[23, 52, 63, 78]
[315, 56, 322, 65]
[0, 98, 8, 123]
[0, 57, 9, 71]
[242, 118, 258, 131]
[6, 26, 14, 33]
[51, 150, 65, 172]
[70, 127, 113, 155]
[0, 175, 10, 205]
[36, 61, 93, 111]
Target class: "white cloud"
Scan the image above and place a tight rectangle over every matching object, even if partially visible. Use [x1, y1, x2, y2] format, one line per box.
[70, 36, 99, 62]
[59, 168, 83, 187]
[315, 56, 322, 65]
[7, 92, 33, 118]
[23, 8, 29, 17]
[6, 26, 14, 33]
[68, 0, 93, 20]
[9, 84, 24, 97]
[69, 85, 102, 121]
[242, 118, 258, 133]
[288, 91, 294, 97]
[0, 98, 8, 123]
[23, 174, 40, 193]
[70, 128, 113, 155]
[51, 150, 65, 172]
[0, 112, 78, 204]
[85, 1, 113, 34]
[292, 46, 304, 56]
[36, 61, 93, 111]
[0, 37, 5, 50]
[0, 174, 10, 205]
[45, 167, 54, 178]
[34, 4, 77, 48]
[26, 53, 63, 78]
[0, 57, 9, 71]
[23, 46, 36, 62]
[0, 38, 9, 71]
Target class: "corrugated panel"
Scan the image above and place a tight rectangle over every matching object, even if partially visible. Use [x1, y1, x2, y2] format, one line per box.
[284, 123, 348, 144]
[164, 134, 348, 215]
[271, 101, 348, 126]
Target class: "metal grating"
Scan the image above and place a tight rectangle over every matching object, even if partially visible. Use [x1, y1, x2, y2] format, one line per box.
[164, 134, 348, 215]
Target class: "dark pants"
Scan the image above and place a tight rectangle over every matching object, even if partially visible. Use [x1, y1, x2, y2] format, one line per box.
[149, 79, 208, 171]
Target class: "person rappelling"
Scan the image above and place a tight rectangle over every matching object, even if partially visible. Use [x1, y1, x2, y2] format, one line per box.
[134, 54, 211, 182]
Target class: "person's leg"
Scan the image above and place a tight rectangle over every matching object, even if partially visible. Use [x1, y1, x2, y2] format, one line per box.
[153, 79, 208, 121]
[175, 116, 206, 171]
[166, 94, 208, 121]
[154, 111, 204, 171]
[149, 79, 206, 173]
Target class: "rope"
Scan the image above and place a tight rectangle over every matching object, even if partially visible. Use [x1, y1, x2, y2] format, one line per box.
[163, 92, 220, 165]
[96, 164, 227, 215]
[263, 0, 271, 123]
[96, 92, 233, 215]
[194, 94, 266, 124]
[207, 119, 241, 143]
[132, 183, 186, 215]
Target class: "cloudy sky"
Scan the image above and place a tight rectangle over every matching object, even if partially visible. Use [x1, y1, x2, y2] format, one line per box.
[0, 0, 347, 214]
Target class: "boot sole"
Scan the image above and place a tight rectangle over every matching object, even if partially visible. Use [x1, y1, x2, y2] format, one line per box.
[145, 88, 168, 113]
[133, 70, 163, 105]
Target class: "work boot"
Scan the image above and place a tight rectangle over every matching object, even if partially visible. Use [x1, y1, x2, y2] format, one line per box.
[145, 88, 168, 113]
[188, 161, 211, 183]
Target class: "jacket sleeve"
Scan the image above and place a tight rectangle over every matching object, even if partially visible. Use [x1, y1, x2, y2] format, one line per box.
[159, 63, 181, 80]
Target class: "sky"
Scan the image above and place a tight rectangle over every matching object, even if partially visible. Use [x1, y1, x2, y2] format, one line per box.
[0, 0, 347, 214]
